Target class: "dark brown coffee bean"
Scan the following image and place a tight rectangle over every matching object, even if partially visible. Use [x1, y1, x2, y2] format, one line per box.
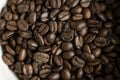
[83, 8, 91, 19]
[75, 36, 84, 49]
[53, 55, 63, 66]
[63, 60, 72, 71]
[29, 12, 36, 24]
[32, 62, 39, 74]
[72, 56, 85, 68]
[19, 48, 27, 61]
[5, 45, 15, 55]
[18, 30, 32, 38]
[46, 33, 56, 44]
[98, 13, 106, 21]
[50, 0, 61, 8]
[2, 31, 14, 40]
[99, 28, 108, 37]
[78, 26, 88, 36]
[30, 1, 35, 12]
[9, 38, 16, 48]
[28, 40, 38, 50]
[0, 19, 6, 30]
[49, 21, 58, 33]
[93, 48, 101, 58]
[62, 51, 75, 60]
[81, 52, 95, 61]
[23, 64, 33, 76]
[4, 12, 12, 21]
[17, 4, 29, 13]
[34, 31, 44, 46]
[12, 14, 19, 21]
[39, 64, 51, 78]
[72, 14, 83, 21]
[30, 76, 40, 80]
[85, 33, 96, 43]
[17, 19, 29, 31]
[104, 63, 114, 74]
[101, 55, 109, 64]
[2, 53, 14, 65]
[61, 68, 71, 80]
[58, 11, 71, 21]
[39, 46, 51, 52]
[49, 9, 60, 20]
[34, 52, 49, 64]
[77, 68, 83, 79]
[61, 42, 73, 51]
[71, 6, 82, 14]
[48, 73, 60, 80]
[40, 12, 49, 22]
[38, 23, 49, 35]
[66, 0, 79, 8]
[83, 44, 91, 53]
[14, 62, 24, 73]
[6, 21, 17, 31]
[84, 65, 94, 74]
[80, 0, 91, 8]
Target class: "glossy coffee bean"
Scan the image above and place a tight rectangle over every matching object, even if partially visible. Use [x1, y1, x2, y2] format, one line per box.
[61, 69, 71, 80]
[49, 73, 60, 80]
[61, 42, 73, 51]
[23, 64, 33, 76]
[62, 51, 75, 60]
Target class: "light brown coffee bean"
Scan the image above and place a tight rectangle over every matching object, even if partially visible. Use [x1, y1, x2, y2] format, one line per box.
[4, 12, 12, 21]
[80, 0, 91, 8]
[2, 53, 14, 65]
[34, 52, 49, 64]
[40, 12, 49, 22]
[83, 8, 91, 19]
[23, 64, 33, 76]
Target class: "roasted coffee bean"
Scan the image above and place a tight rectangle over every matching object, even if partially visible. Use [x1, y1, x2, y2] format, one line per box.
[2, 53, 14, 65]
[5, 45, 15, 55]
[85, 33, 96, 43]
[6, 21, 17, 31]
[49, 21, 57, 33]
[83, 44, 91, 53]
[84, 65, 94, 74]
[46, 33, 56, 44]
[0, 19, 6, 30]
[29, 1, 35, 12]
[75, 36, 84, 49]
[34, 31, 44, 46]
[77, 68, 83, 79]
[39, 46, 51, 52]
[32, 62, 39, 74]
[81, 52, 95, 61]
[30, 76, 40, 80]
[83, 8, 91, 19]
[48, 73, 60, 80]
[50, 0, 61, 9]
[49, 9, 60, 20]
[39, 64, 51, 78]
[72, 14, 83, 21]
[58, 11, 71, 21]
[9, 38, 16, 48]
[18, 30, 32, 38]
[14, 62, 24, 73]
[4, 12, 12, 21]
[61, 68, 71, 80]
[53, 55, 63, 66]
[34, 52, 49, 64]
[19, 48, 27, 61]
[78, 26, 88, 36]
[72, 56, 85, 68]
[63, 60, 72, 71]
[23, 64, 33, 76]
[17, 4, 29, 13]
[61, 42, 73, 51]
[93, 48, 101, 58]
[38, 23, 49, 35]
[40, 12, 49, 22]
[17, 19, 29, 31]
[71, 6, 82, 14]
[28, 40, 38, 50]
[2, 31, 14, 40]
[62, 51, 75, 60]
[80, 0, 91, 8]
[66, 0, 79, 8]
[29, 12, 36, 24]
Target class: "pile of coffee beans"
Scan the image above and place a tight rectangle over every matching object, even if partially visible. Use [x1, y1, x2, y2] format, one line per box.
[0, 0, 120, 80]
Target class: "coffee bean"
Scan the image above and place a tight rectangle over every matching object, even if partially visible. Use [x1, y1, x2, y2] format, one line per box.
[6, 21, 17, 31]
[28, 40, 38, 50]
[50, 0, 61, 9]
[93, 48, 101, 58]
[23, 64, 33, 76]
[75, 36, 84, 49]
[40, 12, 49, 22]
[0, 19, 6, 30]
[66, 0, 79, 8]
[63, 60, 72, 71]
[14, 62, 24, 73]
[83, 8, 91, 19]
[17, 4, 29, 13]
[61, 42, 73, 51]
[2, 53, 14, 65]
[71, 6, 82, 14]
[2, 31, 14, 40]
[84, 65, 94, 74]
[30, 1, 35, 12]
[39, 46, 51, 52]
[78, 26, 88, 36]
[46, 33, 56, 44]
[5, 45, 15, 55]
[29, 12, 36, 24]
[49, 9, 60, 20]
[72, 14, 83, 21]
[34, 31, 44, 46]
[85, 33, 96, 43]
[81, 52, 95, 61]
[38, 23, 49, 35]
[61, 68, 71, 80]
[72, 56, 85, 68]
[80, 0, 91, 8]
[19, 48, 27, 61]
[9, 38, 16, 48]
[18, 30, 32, 38]
[17, 19, 29, 31]
[34, 52, 49, 64]
[49, 21, 58, 33]
[77, 68, 83, 79]
[58, 11, 71, 21]
[4, 12, 12, 21]
[48, 73, 60, 80]
[62, 51, 75, 60]
[53, 55, 63, 66]
[83, 44, 91, 53]
[30, 76, 40, 80]
[39, 64, 51, 78]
